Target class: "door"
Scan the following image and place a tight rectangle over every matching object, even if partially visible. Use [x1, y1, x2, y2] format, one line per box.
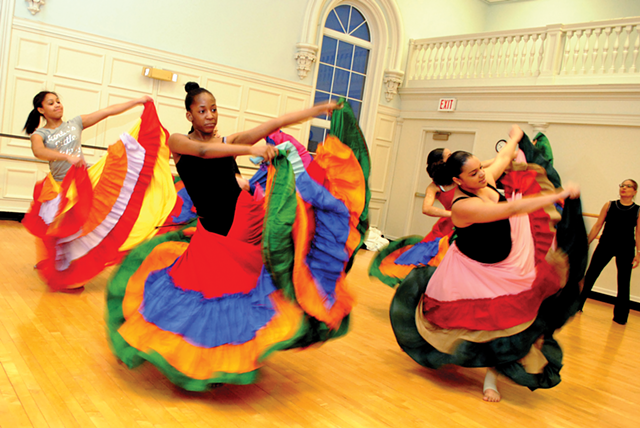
[408, 131, 475, 237]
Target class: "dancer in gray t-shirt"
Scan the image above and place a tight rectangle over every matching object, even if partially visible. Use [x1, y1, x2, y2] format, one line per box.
[24, 91, 152, 181]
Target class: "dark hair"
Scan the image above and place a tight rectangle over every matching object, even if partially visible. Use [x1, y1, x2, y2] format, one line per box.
[622, 179, 638, 191]
[184, 82, 213, 111]
[23, 91, 57, 135]
[184, 82, 214, 133]
[444, 150, 474, 183]
[426, 148, 452, 186]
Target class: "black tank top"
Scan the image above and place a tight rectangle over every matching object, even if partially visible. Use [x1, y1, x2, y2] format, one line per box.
[451, 184, 512, 264]
[176, 152, 241, 235]
[600, 200, 639, 248]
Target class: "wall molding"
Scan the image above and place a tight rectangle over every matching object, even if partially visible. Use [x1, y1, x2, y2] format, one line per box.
[12, 18, 312, 96]
[399, 84, 640, 127]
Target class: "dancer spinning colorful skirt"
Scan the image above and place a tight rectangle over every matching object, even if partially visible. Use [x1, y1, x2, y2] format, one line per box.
[22, 100, 177, 291]
[370, 130, 559, 287]
[389, 125, 587, 402]
[106, 85, 369, 390]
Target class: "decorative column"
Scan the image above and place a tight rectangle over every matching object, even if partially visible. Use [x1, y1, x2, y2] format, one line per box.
[528, 122, 549, 134]
[25, 0, 46, 15]
[383, 70, 404, 102]
[295, 43, 318, 80]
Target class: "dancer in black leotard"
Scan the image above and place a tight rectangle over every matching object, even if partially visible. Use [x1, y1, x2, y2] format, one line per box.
[578, 179, 639, 324]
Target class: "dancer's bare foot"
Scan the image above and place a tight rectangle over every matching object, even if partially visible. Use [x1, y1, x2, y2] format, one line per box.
[483, 387, 501, 402]
[483, 368, 501, 402]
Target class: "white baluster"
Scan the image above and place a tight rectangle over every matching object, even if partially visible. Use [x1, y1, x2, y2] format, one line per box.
[621, 25, 632, 73]
[422, 43, 433, 80]
[520, 34, 531, 76]
[428, 43, 439, 80]
[610, 26, 622, 73]
[590, 28, 602, 74]
[432, 42, 442, 80]
[571, 30, 583, 74]
[408, 39, 417, 80]
[494, 37, 504, 77]
[473, 39, 482, 78]
[408, 41, 419, 80]
[631, 25, 639, 73]
[488, 37, 497, 77]
[535, 33, 546, 77]
[601, 27, 612, 73]
[449, 41, 460, 79]
[459, 40, 469, 79]
[562, 30, 574, 74]
[528, 33, 539, 76]
[441, 42, 453, 79]
[480, 38, 489, 78]
[512, 35, 521, 76]
[581, 29, 592, 74]
[504, 36, 513, 77]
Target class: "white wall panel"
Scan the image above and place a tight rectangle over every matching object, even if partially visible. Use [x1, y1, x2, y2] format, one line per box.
[245, 88, 281, 118]
[102, 93, 146, 151]
[5, 76, 45, 155]
[54, 46, 104, 85]
[108, 58, 154, 94]
[157, 101, 190, 137]
[3, 165, 38, 199]
[206, 78, 243, 112]
[15, 38, 49, 74]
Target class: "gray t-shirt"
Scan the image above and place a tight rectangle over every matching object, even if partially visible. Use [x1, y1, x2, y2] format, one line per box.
[34, 115, 84, 181]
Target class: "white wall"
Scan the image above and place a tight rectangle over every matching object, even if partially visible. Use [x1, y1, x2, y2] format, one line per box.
[12, 0, 308, 83]
[484, 0, 640, 31]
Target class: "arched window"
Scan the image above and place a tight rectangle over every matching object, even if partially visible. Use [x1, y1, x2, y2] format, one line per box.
[308, 5, 371, 152]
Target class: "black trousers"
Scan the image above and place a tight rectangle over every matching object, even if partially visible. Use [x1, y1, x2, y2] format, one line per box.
[579, 241, 634, 323]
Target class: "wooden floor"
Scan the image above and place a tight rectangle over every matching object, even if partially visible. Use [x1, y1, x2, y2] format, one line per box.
[0, 220, 638, 428]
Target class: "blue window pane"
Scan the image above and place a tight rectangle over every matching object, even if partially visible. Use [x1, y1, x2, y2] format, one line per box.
[352, 46, 369, 74]
[349, 100, 362, 121]
[351, 22, 370, 41]
[348, 8, 365, 33]
[317, 64, 333, 92]
[333, 69, 349, 97]
[314, 91, 330, 120]
[320, 36, 337, 65]
[349, 74, 365, 100]
[325, 10, 343, 33]
[336, 41, 353, 70]
[309, 126, 327, 153]
[334, 5, 351, 32]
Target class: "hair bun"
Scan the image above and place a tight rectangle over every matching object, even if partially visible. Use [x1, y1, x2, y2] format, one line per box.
[185, 82, 200, 93]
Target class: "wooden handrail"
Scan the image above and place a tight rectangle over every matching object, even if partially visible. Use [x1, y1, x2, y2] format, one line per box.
[0, 132, 107, 151]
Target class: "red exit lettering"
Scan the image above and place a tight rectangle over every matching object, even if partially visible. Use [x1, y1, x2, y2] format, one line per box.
[438, 98, 456, 111]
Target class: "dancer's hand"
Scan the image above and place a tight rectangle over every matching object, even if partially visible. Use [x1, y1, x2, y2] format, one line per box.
[236, 175, 250, 191]
[508, 124, 523, 142]
[67, 154, 85, 167]
[138, 95, 154, 104]
[632, 253, 639, 269]
[560, 182, 580, 199]
[314, 100, 342, 117]
[250, 144, 278, 163]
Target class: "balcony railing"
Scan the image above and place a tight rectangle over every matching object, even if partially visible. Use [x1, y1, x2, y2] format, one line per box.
[405, 17, 640, 87]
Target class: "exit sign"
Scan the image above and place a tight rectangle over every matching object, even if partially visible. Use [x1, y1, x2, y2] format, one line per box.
[438, 98, 457, 111]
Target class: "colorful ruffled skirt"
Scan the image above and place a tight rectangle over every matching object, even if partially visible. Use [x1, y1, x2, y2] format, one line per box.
[22, 103, 181, 291]
[369, 131, 561, 287]
[389, 161, 588, 390]
[106, 102, 371, 390]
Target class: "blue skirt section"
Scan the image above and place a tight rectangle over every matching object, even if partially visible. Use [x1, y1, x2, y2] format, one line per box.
[141, 264, 277, 347]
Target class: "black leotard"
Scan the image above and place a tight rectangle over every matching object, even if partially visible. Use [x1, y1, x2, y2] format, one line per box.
[451, 184, 511, 264]
[176, 152, 241, 235]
